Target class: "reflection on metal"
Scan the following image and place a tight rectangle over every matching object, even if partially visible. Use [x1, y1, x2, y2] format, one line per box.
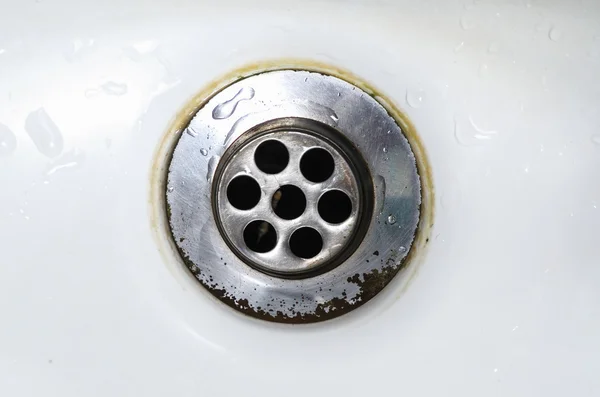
[166, 69, 423, 323]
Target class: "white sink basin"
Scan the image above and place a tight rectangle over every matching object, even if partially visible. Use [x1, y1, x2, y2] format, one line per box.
[1, 0, 599, 395]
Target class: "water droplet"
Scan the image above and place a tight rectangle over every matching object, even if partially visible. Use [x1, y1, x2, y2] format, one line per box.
[330, 113, 339, 123]
[382, 147, 388, 153]
[479, 63, 488, 77]
[460, 15, 476, 30]
[0, 123, 17, 157]
[454, 115, 498, 146]
[167, 186, 174, 193]
[387, 215, 397, 225]
[399, 246, 407, 253]
[186, 127, 198, 137]
[200, 148, 208, 156]
[337, 92, 341, 97]
[549, 27, 562, 41]
[206, 156, 219, 181]
[454, 41, 465, 53]
[591, 135, 600, 145]
[46, 148, 85, 175]
[375, 175, 387, 213]
[487, 42, 500, 54]
[124, 40, 159, 61]
[64, 38, 95, 61]
[25, 108, 64, 158]
[101, 81, 128, 96]
[406, 88, 426, 108]
[386, 130, 391, 135]
[212, 87, 255, 120]
[84, 88, 100, 98]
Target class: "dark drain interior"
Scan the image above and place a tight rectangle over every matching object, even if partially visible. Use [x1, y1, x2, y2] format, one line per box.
[318, 190, 352, 224]
[254, 140, 289, 174]
[272, 185, 306, 220]
[244, 220, 277, 253]
[227, 175, 261, 210]
[290, 227, 323, 259]
[300, 148, 334, 182]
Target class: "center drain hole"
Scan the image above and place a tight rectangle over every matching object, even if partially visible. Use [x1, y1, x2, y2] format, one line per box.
[318, 190, 352, 224]
[244, 220, 277, 253]
[255, 140, 289, 174]
[227, 175, 261, 210]
[272, 185, 306, 220]
[289, 227, 323, 259]
[300, 148, 335, 183]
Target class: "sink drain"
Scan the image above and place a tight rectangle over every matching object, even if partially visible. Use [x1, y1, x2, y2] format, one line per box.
[213, 118, 374, 278]
[166, 69, 422, 323]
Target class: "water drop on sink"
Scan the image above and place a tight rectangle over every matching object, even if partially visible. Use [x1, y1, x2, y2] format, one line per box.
[212, 87, 255, 119]
[479, 63, 488, 77]
[46, 148, 86, 175]
[25, 108, 64, 158]
[101, 81, 128, 96]
[167, 186, 174, 193]
[124, 40, 159, 61]
[454, 41, 465, 53]
[0, 123, 17, 157]
[330, 112, 339, 123]
[399, 246, 407, 253]
[206, 156, 219, 181]
[549, 27, 562, 41]
[84, 88, 100, 98]
[387, 215, 397, 225]
[460, 15, 475, 30]
[406, 88, 426, 108]
[454, 115, 498, 146]
[64, 38, 95, 61]
[382, 147, 388, 153]
[487, 42, 500, 54]
[186, 127, 198, 137]
[200, 148, 208, 156]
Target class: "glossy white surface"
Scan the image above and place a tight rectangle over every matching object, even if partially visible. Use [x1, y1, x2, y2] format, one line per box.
[1, 0, 599, 395]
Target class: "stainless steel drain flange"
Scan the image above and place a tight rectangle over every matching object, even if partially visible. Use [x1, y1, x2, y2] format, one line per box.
[166, 69, 422, 323]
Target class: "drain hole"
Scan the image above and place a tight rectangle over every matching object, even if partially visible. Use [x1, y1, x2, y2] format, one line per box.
[272, 185, 306, 220]
[244, 221, 277, 253]
[227, 175, 261, 210]
[289, 227, 323, 259]
[318, 190, 352, 224]
[255, 140, 289, 174]
[300, 148, 335, 183]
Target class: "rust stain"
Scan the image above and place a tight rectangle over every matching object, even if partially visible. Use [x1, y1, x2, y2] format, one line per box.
[149, 58, 435, 324]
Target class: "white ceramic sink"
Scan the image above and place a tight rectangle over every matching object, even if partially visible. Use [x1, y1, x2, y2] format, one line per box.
[1, 0, 599, 395]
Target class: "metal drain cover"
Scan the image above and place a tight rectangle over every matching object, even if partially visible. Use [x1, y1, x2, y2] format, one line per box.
[166, 70, 421, 323]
